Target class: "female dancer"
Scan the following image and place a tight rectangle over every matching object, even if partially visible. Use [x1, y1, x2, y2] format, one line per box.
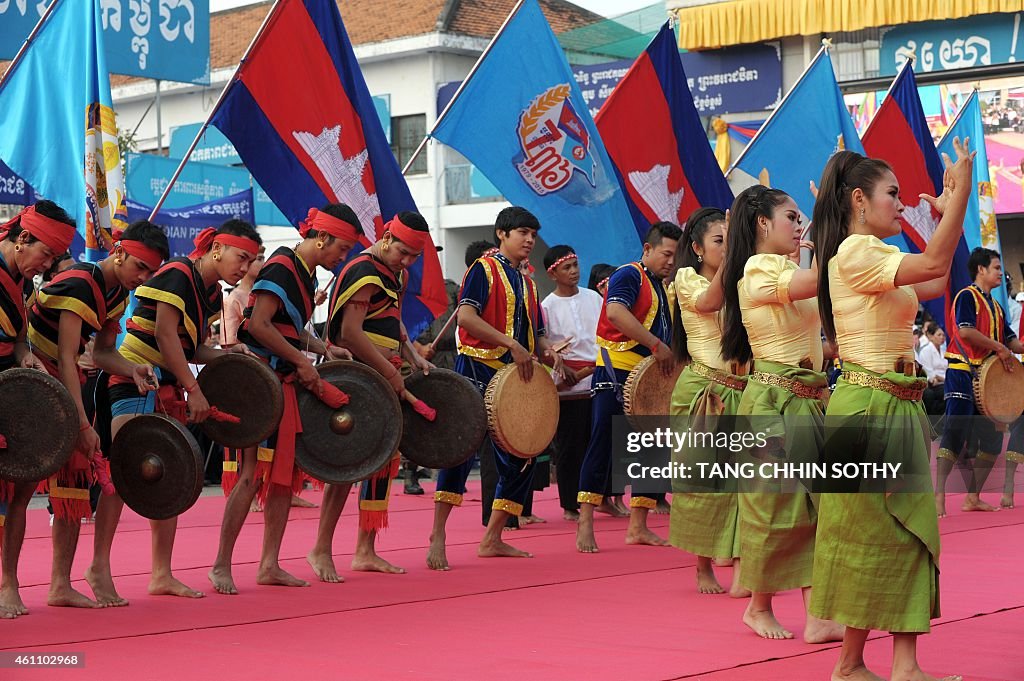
[722, 185, 841, 643]
[668, 207, 748, 596]
[810, 141, 972, 681]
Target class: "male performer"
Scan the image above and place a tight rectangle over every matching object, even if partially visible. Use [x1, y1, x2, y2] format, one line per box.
[936, 247, 1024, 516]
[208, 205, 357, 595]
[89, 219, 262, 605]
[541, 244, 603, 522]
[306, 211, 433, 582]
[576, 221, 680, 553]
[30, 221, 168, 610]
[426, 207, 565, 570]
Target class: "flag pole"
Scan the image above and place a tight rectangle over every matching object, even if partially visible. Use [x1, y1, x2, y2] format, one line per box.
[0, 0, 62, 93]
[726, 40, 831, 177]
[401, 0, 527, 176]
[861, 55, 915, 139]
[149, 0, 285, 219]
[937, 89, 978, 147]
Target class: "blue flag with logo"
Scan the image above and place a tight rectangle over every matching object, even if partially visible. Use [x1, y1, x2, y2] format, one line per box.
[431, 0, 638, 273]
[937, 91, 1009, 312]
[731, 48, 864, 222]
[0, 0, 128, 261]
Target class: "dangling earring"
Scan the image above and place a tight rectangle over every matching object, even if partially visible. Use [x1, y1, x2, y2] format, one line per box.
[697, 254, 703, 263]
[382, 241, 389, 252]
[114, 257, 123, 266]
[858, 208, 866, 224]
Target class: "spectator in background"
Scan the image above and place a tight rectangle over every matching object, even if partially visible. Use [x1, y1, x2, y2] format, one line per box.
[919, 322, 948, 420]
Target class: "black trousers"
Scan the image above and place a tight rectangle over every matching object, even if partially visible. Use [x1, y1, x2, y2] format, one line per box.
[552, 397, 591, 512]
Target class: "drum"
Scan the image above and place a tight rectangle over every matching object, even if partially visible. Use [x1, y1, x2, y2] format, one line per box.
[196, 353, 283, 448]
[623, 355, 684, 419]
[483, 361, 559, 458]
[400, 369, 487, 469]
[973, 355, 1024, 427]
[0, 368, 78, 482]
[296, 360, 401, 484]
[109, 414, 204, 520]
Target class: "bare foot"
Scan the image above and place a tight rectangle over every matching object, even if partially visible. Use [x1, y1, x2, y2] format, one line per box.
[742, 603, 793, 639]
[0, 606, 15, 619]
[478, 537, 532, 558]
[934, 492, 946, 518]
[562, 510, 580, 522]
[890, 671, 961, 681]
[85, 565, 129, 607]
[576, 516, 599, 553]
[521, 514, 546, 525]
[48, 584, 101, 609]
[654, 500, 671, 515]
[306, 550, 343, 583]
[1001, 492, 1014, 509]
[804, 614, 845, 643]
[729, 585, 752, 598]
[962, 497, 999, 512]
[149, 574, 205, 598]
[256, 566, 310, 588]
[291, 494, 318, 508]
[249, 499, 263, 513]
[426, 532, 449, 571]
[0, 585, 28, 616]
[714, 557, 733, 567]
[351, 552, 405, 574]
[611, 497, 629, 516]
[696, 568, 725, 594]
[625, 528, 669, 546]
[207, 565, 238, 595]
[831, 662, 886, 681]
[596, 499, 627, 518]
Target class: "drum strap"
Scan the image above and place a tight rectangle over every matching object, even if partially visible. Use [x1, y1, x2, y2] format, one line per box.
[599, 347, 624, 405]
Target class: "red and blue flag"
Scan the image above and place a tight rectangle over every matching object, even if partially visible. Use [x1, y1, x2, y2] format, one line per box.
[862, 63, 971, 332]
[596, 22, 732, 236]
[208, 0, 446, 335]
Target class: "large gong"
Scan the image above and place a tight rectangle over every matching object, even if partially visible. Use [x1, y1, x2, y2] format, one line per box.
[197, 353, 283, 447]
[296, 361, 401, 484]
[0, 368, 78, 482]
[109, 414, 204, 520]
[400, 369, 486, 469]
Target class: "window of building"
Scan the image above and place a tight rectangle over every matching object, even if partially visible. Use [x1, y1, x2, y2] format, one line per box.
[391, 114, 427, 175]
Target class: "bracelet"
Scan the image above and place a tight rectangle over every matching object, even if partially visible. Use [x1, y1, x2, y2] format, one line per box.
[79, 423, 92, 432]
[184, 382, 199, 393]
[649, 340, 661, 354]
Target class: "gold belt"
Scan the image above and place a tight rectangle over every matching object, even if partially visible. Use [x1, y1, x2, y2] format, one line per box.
[690, 362, 746, 391]
[841, 371, 926, 401]
[750, 371, 826, 401]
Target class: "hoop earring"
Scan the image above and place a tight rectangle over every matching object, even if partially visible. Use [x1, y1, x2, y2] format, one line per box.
[213, 253, 221, 261]
[14, 244, 21, 252]
[858, 208, 866, 225]
[114, 257, 123, 266]
[697, 254, 703, 263]
[316, 241, 325, 250]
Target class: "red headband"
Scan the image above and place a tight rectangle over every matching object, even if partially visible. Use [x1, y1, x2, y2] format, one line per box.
[0, 205, 75, 254]
[384, 215, 428, 251]
[118, 239, 164, 271]
[545, 253, 577, 274]
[189, 226, 260, 259]
[298, 208, 361, 243]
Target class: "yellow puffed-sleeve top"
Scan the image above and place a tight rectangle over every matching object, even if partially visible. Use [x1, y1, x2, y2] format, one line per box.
[829, 234, 916, 374]
[738, 253, 823, 368]
[673, 267, 728, 370]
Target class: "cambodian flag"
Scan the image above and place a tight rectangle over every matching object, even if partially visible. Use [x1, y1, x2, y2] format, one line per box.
[862, 63, 971, 332]
[207, 0, 447, 335]
[597, 22, 732, 236]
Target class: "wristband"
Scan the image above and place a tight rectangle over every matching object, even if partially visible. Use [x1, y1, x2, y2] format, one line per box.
[649, 340, 661, 354]
[184, 382, 199, 393]
[79, 423, 92, 432]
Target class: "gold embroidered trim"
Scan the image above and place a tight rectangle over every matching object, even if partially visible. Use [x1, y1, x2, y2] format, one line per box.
[597, 263, 658, 353]
[690, 362, 746, 391]
[976, 451, 999, 463]
[257, 447, 274, 462]
[577, 491, 604, 506]
[222, 461, 238, 472]
[841, 371, 925, 402]
[936, 448, 958, 462]
[434, 491, 463, 506]
[630, 496, 657, 509]
[751, 371, 826, 401]
[49, 486, 90, 500]
[492, 499, 524, 516]
[1006, 451, 1024, 464]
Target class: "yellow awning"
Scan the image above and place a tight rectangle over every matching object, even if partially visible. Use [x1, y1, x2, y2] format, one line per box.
[672, 0, 1024, 50]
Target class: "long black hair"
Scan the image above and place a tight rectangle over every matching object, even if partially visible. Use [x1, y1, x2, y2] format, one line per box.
[671, 207, 726, 363]
[721, 185, 790, 365]
[811, 151, 892, 343]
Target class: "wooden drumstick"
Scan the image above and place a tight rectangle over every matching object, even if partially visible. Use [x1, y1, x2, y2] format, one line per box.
[428, 309, 460, 352]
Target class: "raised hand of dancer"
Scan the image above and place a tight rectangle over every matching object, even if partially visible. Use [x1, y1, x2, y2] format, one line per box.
[921, 136, 975, 216]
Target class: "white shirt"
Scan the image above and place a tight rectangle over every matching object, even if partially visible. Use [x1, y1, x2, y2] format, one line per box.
[542, 288, 603, 395]
[919, 342, 947, 382]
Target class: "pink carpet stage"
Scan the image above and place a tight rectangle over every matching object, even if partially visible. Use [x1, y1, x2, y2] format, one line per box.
[2, 484, 1021, 680]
